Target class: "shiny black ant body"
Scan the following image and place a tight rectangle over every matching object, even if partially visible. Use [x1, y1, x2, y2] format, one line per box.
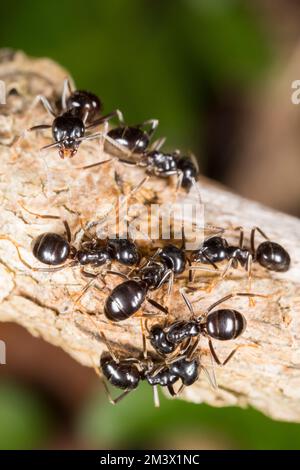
[31, 220, 140, 272]
[84, 110, 198, 191]
[149, 290, 263, 366]
[104, 243, 187, 322]
[103, 110, 160, 157]
[190, 227, 291, 285]
[115, 148, 199, 192]
[26, 78, 117, 158]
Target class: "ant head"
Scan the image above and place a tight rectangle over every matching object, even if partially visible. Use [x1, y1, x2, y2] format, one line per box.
[53, 113, 84, 158]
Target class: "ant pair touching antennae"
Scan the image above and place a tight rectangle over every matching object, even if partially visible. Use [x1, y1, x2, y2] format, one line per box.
[20, 78, 119, 159]
[148, 288, 266, 366]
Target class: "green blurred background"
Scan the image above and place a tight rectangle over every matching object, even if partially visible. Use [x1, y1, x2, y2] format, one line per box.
[1, 0, 300, 450]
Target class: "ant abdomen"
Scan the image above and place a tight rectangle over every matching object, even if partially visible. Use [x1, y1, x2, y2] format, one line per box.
[66, 90, 102, 121]
[100, 353, 141, 390]
[104, 280, 148, 322]
[256, 241, 290, 272]
[206, 309, 246, 341]
[176, 156, 198, 190]
[107, 239, 140, 266]
[159, 245, 186, 275]
[32, 233, 70, 266]
[105, 127, 149, 156]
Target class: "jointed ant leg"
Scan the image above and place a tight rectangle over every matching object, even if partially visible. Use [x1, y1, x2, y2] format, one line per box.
[207, 291, 267, 313]
[208, 340, 255, 366]
[250, 226, 270, 254]
[179, 288, 195, 318]
[30, 94, 57, 118]
[150, 136, 166, 151]
[61, 78, 73, 110]
[153, 385, 160, 408]
[245, 253, 255, 306]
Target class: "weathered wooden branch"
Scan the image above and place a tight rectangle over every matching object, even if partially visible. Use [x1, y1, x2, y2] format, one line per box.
[0, 51, 300, 422]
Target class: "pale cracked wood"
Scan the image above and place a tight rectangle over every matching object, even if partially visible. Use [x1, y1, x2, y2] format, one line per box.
[0, 51, 300, 422]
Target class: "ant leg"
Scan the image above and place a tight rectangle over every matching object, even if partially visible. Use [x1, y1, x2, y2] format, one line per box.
[152, 385, 160, 408]
[28, 124, 52, 132]
[207, 291, 267, 313]
[105, 270, 129, 281]
[18, 205, 72, 244]
[99, 331, 119, 363]
[232, 226, 244, 249]
[190, 176, 203, 206]
[77, 158, 112, 170]
[40, 140, 64, 151]
[250, 226, 269, 255]
[100, 370, 132, 405]
[167, 384, 177, 397]
[204, 258, 234, 294]
[172, 171, 183, 204]
[201, 363, 218, 390]
[86, 175, 148, 232]
[63, 220, 72, 243]
[239, 228, 244, 249]
[61, 77, 73, 110]
[146, 298, 169, 315]
[140, 318, 148, 360]
[208, 339, 254, 366]
[13, 124, 52, 150]
[86, 110, 120, 130]
[29, 94, 57, 118]
[179, 288, 195, 318]
[72, 272, 102, 309]
[150, 136, 166, 151]
[139, 119, 159, 138]
[245, 254, 255, 307]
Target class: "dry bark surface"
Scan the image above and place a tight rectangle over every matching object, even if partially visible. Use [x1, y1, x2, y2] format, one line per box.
[0, 50, 300, 422]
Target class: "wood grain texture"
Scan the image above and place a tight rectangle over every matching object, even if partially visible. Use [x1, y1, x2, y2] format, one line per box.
[0, 51, 299, 422]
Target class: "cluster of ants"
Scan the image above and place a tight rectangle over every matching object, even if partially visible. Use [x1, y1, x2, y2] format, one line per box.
[16, 79, 291, 406]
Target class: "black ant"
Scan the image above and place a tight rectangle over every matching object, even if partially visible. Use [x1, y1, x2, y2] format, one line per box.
[94, 331, 201, 406]
[149, 289, 265, 366]
[22, 78, 118, 158]
[30, 220, 140, 276]
[190, 227, 291, 291]
[115, 148, 198, 192]
[82, 110, 199, 192]
[104, 242, 188, 322]
[79, 110, 164, 171]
